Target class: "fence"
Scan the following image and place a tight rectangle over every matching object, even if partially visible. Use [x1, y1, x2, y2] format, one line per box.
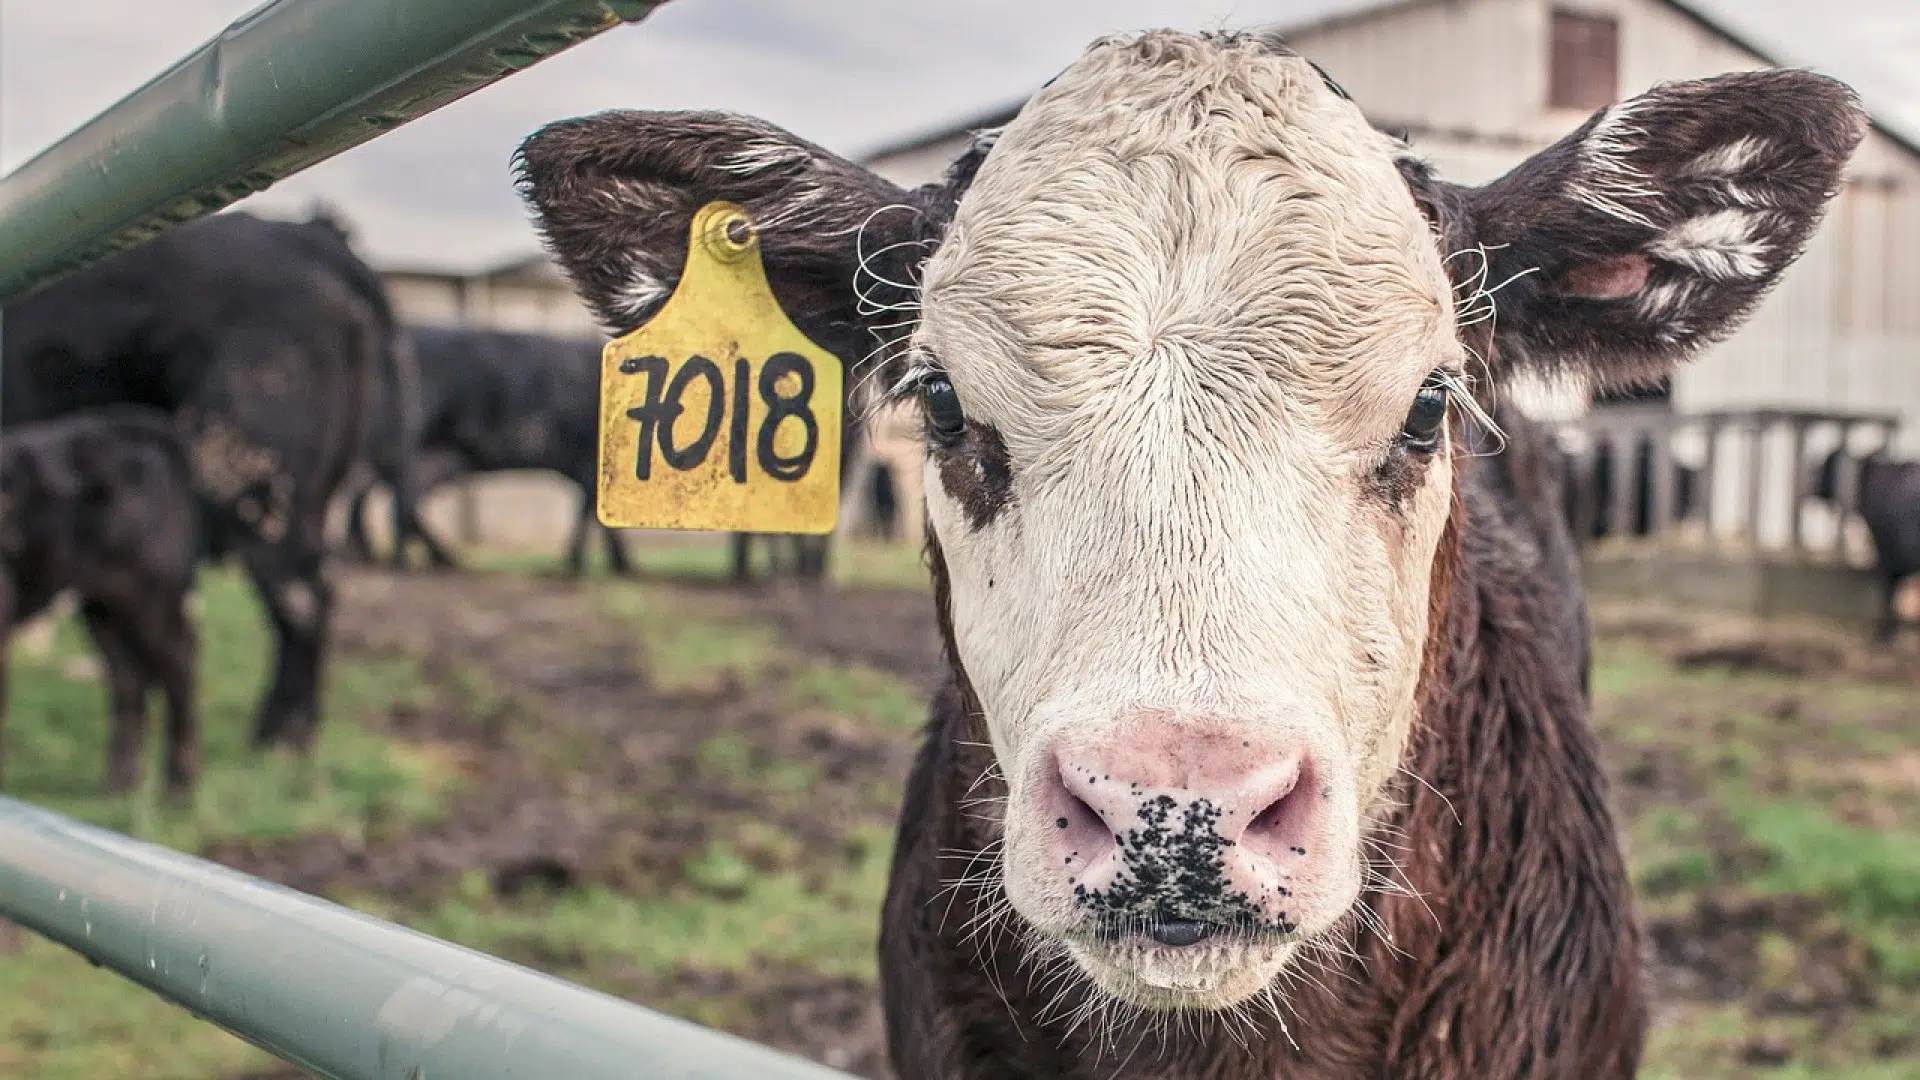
[0, 2, 863, 1077]
[1560, 404, 1902, 563]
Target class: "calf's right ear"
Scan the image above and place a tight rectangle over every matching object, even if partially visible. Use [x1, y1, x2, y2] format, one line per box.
[514, 111, 956, 369]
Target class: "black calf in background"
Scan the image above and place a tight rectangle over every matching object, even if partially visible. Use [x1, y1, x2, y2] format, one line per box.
[0, 408, 206, 795]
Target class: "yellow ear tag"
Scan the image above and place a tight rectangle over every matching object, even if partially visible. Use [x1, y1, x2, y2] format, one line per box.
[596, 201, 843, 534]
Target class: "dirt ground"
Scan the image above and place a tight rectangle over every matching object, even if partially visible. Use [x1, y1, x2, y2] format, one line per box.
[207, 563, 941, 1078]
[205, 561, 1917, 1079]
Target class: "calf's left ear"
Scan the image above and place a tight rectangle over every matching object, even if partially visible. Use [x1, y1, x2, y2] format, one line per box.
[512, 110, 964, 371]
[1431, 69, 1866, 393]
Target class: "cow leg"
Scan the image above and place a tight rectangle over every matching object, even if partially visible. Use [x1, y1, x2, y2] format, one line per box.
[343, 481, 380, 563]
[241, 544, 331, 751]
[602, 523, 634, 578]
[397, 506, 459, 571]
[401, 451, 465, 571]
[143, 598, 200, 797]
[730, 533, 753, 584]
[1875, 573, 1902, 645]
[387, 469, 459, 570]
[797, 537, 830, 582]
[81, 602, 151, 795]
[564, 488, 593, 579]
[0, 589, 12, 790]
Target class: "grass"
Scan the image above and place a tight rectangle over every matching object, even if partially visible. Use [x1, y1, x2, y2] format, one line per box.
[2, 543, 934, 1078]
[3, 547, 1915, 1079]
[4, 569, 457, 851]
[413, 825, 896, 986]
[0, 565, 464, 1080]
[1592, 638, 1920, 1078]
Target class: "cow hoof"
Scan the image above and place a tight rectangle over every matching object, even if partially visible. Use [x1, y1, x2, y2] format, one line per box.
[251, 709, 317, 753]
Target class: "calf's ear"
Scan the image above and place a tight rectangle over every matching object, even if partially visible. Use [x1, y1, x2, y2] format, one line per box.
[1431, 69, 1865, 394]
[513, 111, 984, 374]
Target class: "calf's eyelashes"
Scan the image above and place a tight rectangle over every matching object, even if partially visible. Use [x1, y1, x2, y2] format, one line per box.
[1398, 371, 1452, 454]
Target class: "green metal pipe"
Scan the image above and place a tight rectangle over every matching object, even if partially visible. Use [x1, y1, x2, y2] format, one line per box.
[0, 796, 860, 1080]
[0, 0, 664, 303]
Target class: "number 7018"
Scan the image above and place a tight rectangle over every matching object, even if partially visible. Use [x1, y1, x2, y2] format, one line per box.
[620, 351, 821, 484]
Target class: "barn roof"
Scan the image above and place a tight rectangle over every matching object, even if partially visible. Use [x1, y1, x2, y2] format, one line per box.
[856, 0, 1920, 167]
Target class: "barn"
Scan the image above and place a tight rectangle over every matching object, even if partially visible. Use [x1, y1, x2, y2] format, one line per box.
[858, 0, 1920, 574]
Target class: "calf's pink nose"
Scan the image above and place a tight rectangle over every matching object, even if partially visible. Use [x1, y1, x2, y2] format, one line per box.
[1041, 724, 1323, 929]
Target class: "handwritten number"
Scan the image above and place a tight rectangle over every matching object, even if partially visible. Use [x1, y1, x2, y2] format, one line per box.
[728, 357, 751, 484]
[624, 355, 671, 481]
[625, 352, 820, 483]
[657, 356, 724, 470]
[756, 352, 819, 483]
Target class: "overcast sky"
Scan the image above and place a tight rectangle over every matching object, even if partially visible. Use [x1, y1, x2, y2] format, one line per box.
[4, 0, 1917, 273]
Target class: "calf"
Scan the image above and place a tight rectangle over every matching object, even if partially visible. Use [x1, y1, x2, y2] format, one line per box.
[0, 408, 201, 795]
[3, 210, 394, 751]
[343, 324, 633, 577]
[1812, 447, 1920, 641]
[517, 31, 1860, 1077]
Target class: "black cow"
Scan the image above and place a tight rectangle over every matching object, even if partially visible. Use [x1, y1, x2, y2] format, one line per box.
[2, 210, 398, 751]
[342, 324, 633, 577]
[0, 407, 203, 795]
[1812, 447, 1920, 641]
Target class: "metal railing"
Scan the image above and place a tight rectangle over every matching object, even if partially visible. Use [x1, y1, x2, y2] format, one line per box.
[0, 796, 854, 1080]
[0, 0, 657, 303]
[0, 2, 864, 1076]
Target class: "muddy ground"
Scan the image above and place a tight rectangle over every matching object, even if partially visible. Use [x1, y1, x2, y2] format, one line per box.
[211, 564, 942, 1078]
[210, 562, 1918, 1079]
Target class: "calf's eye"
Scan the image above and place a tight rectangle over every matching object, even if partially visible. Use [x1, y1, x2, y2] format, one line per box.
[1400, 374, 1450, 453]
[921, 374, 968, 445]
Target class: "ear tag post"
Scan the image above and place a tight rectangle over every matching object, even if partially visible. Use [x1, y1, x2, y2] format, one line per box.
[596, 201, 842, 534]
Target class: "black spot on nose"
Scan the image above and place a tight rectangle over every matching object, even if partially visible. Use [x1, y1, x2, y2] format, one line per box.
[1146, 920, 1215, 948]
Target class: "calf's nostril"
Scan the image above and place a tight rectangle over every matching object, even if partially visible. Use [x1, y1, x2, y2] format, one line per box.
[1243, 758, 1313, 854]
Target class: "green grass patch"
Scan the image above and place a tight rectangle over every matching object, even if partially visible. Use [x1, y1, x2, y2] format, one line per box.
[416, 825, 895, 989]
[595, 581, 780, 693]
[0, 566, 469, 1080]
[5, 568, 456, 850]
[1592, 633, 1920, 1078]
[787, 664, 926, 731]
[1736, 802, 1920, 925]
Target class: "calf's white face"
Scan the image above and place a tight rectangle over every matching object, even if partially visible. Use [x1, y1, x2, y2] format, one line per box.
[909, 35, 1461, 1006]
[515, 28, 1863, 1016]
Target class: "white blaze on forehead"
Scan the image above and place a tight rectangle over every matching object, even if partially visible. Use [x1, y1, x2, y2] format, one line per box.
[919, 30, 1457, 464]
